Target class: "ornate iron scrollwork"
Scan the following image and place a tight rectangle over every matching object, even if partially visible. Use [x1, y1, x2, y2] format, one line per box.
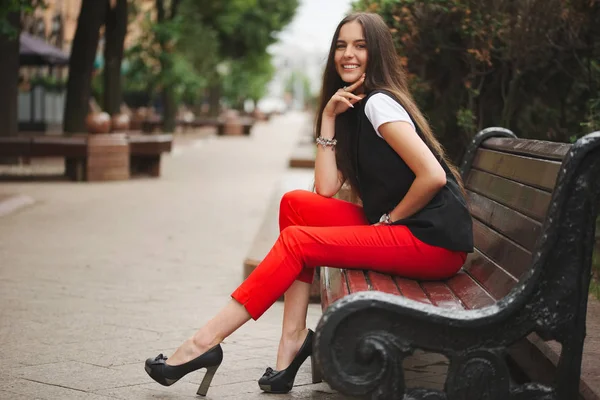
[405, 388, 447, 400]
[352, 333, 413, 400]
[446, 350, 509, 400]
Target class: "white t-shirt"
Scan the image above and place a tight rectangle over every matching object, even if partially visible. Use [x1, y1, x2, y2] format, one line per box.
[364, 93, 416, 138]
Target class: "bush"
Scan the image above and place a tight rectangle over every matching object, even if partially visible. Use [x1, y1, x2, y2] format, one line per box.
[353, 0, 600, 161]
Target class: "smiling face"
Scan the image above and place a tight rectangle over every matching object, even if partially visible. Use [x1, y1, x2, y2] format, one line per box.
[334, 20, 368, 85]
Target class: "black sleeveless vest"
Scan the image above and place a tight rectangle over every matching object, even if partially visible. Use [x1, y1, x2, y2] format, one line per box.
[352, 90, 473, 253]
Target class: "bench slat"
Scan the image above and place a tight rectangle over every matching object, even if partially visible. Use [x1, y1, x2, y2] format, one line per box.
[472, 149, 561, 191]
[0, 137, 31, 156]
[346, 270, 370, 292]
[467, 169, 551, 222]
[482, 137, 570, 161]
[473, 220, 532, 281]
[420, 282, 465, 309]
[367, 271, 401, 295]
[468, 190, 542, 252]
[446, 271, 496, 309]
[464, 249, 518, 300]
[394, 277, 432, 304]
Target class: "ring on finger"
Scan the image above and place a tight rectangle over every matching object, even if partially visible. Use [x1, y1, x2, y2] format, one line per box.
[342, 86, 349, 92]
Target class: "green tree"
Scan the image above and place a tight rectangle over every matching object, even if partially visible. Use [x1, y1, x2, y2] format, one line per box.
[284, 70, 313, 109]
[123, 1, 217, 125]
[123, 0, 299, 124]
[182, 0, 299, 114]
[222, 53, 275, 109]
[64, 0, 108, 133]
[103, 0, 127, 115]
[155, 0, 182, 132]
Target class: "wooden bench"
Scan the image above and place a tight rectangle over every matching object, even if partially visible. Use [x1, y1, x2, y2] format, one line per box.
[289, 132, 315, 169]
[312, 127, 600, 400]
[128, 134, 173, 177]
[0, 134, 172, 181]
[216, 116, 255, 136]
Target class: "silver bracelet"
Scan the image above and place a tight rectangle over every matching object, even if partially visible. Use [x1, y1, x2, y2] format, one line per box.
[316, 136, 337, 149]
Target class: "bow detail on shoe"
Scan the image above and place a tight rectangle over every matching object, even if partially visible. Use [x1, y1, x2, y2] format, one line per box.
[263, 367, 278, 377]
[150, 354, 168, 365]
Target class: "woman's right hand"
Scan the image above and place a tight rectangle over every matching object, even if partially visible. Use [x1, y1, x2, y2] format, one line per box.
[322, 74, 366, 119]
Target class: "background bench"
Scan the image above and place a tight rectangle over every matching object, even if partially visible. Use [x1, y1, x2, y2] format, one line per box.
[216, 116, 255, 136]
[128, 134, 173, 177]
[0, 134, 172, 181]
[313, 128, 600, 400]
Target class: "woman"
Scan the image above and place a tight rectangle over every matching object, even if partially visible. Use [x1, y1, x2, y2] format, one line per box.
[144, 12, 473, 396]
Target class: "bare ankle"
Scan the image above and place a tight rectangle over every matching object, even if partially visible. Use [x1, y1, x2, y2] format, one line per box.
[192, 332, 220, 351]
[281, 328, 307, 342]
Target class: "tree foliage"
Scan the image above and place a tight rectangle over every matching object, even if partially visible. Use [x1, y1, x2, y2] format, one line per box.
[178, 0, 298, 108]
[353, 0, 600, 160]
[222, 52, 275, 108]
[183, 0, 298, 59]
[124, 0, 298, 114]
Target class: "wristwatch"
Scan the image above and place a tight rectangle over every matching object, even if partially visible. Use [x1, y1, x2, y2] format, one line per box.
[379, 213, 392, 225]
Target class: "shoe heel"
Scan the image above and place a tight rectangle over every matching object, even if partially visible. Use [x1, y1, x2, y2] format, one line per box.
[196, 365, 220, 396]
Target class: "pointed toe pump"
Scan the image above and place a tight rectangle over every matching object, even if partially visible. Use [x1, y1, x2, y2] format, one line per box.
[144, 344, 223, 396]
[258, 329, 314, 394]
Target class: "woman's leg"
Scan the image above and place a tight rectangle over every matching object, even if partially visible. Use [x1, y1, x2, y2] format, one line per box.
[166, 190, 366, 366]
[276, 190, 369, 369]
[278, 280, 311, 369]
[166, 300, 250, 366]
[231, 223, 465, 321]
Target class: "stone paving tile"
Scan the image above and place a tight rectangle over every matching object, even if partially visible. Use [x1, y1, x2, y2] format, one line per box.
[2, 379, 116, 400]
[10, 361, 149, 392]
[96, 383, 200, 399]
[0, 392, 33, 400]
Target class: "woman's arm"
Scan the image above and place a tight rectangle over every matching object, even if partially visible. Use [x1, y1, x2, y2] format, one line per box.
[314, 116, 344, 197]
[314, 75, 365, 198]
[378, 121, 446, 222]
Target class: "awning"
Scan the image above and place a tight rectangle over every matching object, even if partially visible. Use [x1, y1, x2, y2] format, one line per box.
[20, 32, 70, 66]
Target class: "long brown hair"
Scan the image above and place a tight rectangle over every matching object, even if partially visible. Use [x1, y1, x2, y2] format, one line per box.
[315, 12, 465, 197]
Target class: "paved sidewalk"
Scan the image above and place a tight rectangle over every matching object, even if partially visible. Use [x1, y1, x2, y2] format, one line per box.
[0, 113, 341, 400]
[0, 113, 446, 400]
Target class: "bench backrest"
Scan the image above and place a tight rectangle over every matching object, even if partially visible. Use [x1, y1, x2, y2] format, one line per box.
[459, 129, 572, 305]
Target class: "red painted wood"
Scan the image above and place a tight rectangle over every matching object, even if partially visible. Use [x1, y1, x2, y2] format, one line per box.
[346, 270, 370, 293]
[463, 250, 518, 300]
[446, 271, 496, 310]
[420, 282, 465, 310]
[394, 277, 432, 304]
[367, 271, 401, 295]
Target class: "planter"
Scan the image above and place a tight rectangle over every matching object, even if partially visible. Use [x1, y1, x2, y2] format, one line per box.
[85, 112, 111, 134]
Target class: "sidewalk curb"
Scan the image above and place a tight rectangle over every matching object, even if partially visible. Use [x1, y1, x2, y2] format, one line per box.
[0, 194, 35, 217]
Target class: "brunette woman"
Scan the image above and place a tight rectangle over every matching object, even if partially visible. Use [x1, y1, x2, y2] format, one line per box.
[144, 12, 473, 396]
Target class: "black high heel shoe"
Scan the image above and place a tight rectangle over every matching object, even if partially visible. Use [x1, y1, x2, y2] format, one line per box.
[145, 344, 223, 396]
[258, 329, 314, 394]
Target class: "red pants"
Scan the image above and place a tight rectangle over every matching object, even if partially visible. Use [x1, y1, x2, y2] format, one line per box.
[231, 190, 466, 320]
